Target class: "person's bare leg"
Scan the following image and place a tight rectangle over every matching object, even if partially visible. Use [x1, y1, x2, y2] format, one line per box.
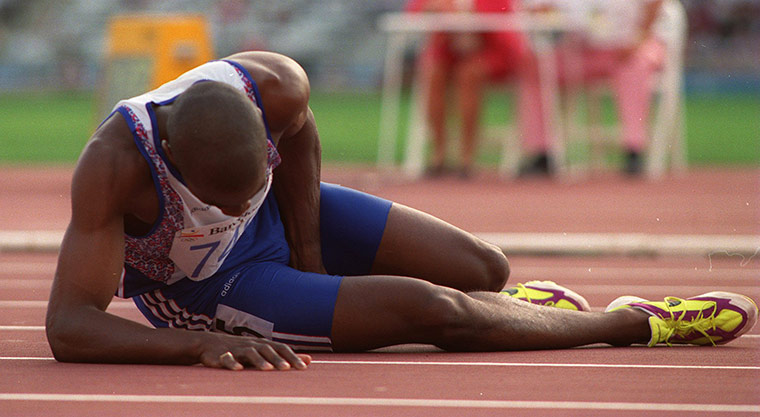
[331, 275, 651, 352]
[454, 56, 488, 172]
[370, 203, 509, 292]
[425, 60, 451, 170]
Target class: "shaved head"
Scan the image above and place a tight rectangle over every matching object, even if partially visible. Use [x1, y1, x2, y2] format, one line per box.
[166, 81, 268, 195]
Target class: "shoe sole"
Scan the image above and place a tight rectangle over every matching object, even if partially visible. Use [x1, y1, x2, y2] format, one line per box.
[605, 295, 646, 313]
[522, 280, 591, 312]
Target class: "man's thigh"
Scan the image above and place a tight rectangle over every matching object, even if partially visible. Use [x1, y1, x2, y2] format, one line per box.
[319, 182, 507, 291]
[214, 262, 343, 351]
[319, 182, 392, 276]
[371, 202, 508, 292]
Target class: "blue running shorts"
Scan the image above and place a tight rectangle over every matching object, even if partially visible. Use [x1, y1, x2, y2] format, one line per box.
[132, 182, 392, 351]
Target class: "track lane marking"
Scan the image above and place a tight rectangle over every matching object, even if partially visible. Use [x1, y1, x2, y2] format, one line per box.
[0, 393, 757, 412]
[2, 325, 759, 340]
[0, 301, 135, 308]
[2, 356, 759, 370]
[3, 264, 758, 279]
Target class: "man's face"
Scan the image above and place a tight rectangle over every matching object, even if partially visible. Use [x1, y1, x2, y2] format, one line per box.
[183, 165, 269, 217]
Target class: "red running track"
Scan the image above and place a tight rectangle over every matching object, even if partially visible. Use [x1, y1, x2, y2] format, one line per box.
[1, 165, 759, 416]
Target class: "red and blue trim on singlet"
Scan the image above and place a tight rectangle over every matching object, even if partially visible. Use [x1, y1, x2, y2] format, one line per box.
[117, 60, 282, 299]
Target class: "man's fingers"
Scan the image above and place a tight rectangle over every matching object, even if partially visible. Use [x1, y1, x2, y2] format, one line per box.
[297, 354, 312, 367]
[201, 337, 311, 371]
[241, 343, 310, 371]
[258, 344, 292, 370]
[270, 344, 310, 370]
[218, 351, 243, 371]
[235, 346, 277, 371]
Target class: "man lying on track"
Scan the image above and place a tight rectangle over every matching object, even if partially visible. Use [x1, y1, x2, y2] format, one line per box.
[46, 51, 758, 371]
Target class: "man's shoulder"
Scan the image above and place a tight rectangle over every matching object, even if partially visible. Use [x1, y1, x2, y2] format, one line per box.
[225, 51, 310, 134]
[226, 51, 307, 84]
[89, 112, 137, 160]
[75, 113, 148, 196]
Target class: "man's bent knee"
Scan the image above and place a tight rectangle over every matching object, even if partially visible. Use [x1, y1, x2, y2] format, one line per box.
[473, 240, 510, 292]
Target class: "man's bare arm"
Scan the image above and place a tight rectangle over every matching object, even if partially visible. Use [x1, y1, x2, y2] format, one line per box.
[45, 118, 309, 370]
[271, 108, 325, 273]
[230, 51, 326, 273]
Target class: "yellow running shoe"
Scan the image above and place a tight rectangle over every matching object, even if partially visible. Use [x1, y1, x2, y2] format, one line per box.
[605, 292, 759, 347]
[502, 280, 591, 311]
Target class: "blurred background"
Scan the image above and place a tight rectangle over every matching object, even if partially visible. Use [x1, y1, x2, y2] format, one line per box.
[0, 0, 758, 167]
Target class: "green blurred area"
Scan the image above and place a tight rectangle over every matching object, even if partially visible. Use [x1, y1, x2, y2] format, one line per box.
[0, 90, 758, 166]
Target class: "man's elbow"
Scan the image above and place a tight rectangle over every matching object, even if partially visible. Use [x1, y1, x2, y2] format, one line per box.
[45, 313, 84, 363]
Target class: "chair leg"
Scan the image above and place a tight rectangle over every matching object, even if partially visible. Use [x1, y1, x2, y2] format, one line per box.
[587, 87, 607, 173]
[500, 125, 521, 178]
[646, 65, 686, 179]
[403, 64, 431, 178]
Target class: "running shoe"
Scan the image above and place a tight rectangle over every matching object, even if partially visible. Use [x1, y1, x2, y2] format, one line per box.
[605, 292, 758, 347]
[502, 280, 591, 311]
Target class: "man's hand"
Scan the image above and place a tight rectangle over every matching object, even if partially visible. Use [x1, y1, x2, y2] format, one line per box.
[200, 332, 312, 371]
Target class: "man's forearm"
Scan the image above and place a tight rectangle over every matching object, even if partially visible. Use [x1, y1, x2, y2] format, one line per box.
[272, 110, 325, 272]
[47, 303, 309, 371]
[47, 304, 204, 365]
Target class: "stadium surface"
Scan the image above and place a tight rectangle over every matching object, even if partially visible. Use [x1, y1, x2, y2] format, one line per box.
[1, 165, 758, 416]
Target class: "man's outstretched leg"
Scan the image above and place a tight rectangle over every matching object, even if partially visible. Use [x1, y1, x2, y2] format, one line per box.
[330, 275, 758, 352]
[330, 275, 650, 352]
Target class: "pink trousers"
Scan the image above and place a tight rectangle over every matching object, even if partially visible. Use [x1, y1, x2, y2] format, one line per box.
[519, 37, 666, 153]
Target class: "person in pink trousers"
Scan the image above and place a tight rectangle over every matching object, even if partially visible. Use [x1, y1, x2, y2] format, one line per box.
[518, 0, 667, 176]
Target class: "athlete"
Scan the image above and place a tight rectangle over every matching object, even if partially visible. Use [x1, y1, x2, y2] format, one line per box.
[46, 51, 757, 371]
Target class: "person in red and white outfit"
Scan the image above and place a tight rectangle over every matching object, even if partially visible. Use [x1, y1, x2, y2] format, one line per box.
[406, 0, 528, 178]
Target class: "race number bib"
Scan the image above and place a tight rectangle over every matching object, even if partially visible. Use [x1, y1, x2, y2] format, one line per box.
[167, 173, 272, 281]
[169, 213, 255, 280]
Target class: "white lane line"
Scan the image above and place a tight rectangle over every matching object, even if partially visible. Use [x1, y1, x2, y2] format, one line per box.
[570, 285, 760, 295]
[0, 357, 55, 360]
[0, 300, 135, 308]
[2, 356, 759, 370]
[0, 280, 52, 289]
[0, 262, 56, 275]
[4, 230, 758, 257]
[3, 282, 759, 296]
[479, 233, 760, 257]
[0, 393, 757, 412]
[3, 325, 760, 340]
[0, 326, 45, 330]
[1, 265, 757, 280]
[0, 301, 48, 308]
[309, 360, 760, 370]
[512, 266, 760, 277]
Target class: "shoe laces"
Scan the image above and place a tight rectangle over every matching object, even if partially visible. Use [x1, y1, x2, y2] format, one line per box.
[515, 282, 555, 307]
[514, 283, 533, 304]
[659, 296, 718, 346]
[514, 283, 557, 307]
[502, 283, 531, 302]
